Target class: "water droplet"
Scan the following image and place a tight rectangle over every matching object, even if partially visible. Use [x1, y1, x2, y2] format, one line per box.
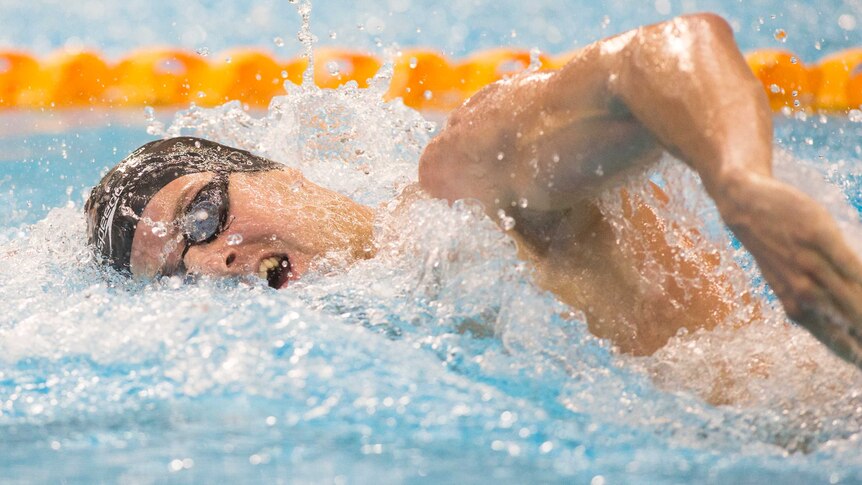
[227, 234, 243, 246]
[273, 36, 285, 47]
[423, 90, 433, 100]
[409, 57, 418, 69]
[497, 209, 516, 230]
[327, 61, 340, 76]
[601, 15, 610, 29]
[773, 29, 787, 42]
[152, 222, 168, 238]
[839, 14, 857, 31]
[769, 83, 782, 93]
[75, 249, 93, 264]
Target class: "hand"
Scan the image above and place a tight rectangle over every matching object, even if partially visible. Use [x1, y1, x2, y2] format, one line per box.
[716, 174, 862, 368]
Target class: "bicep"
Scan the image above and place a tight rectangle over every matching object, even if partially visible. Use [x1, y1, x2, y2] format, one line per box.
[418, 59, 636, 211]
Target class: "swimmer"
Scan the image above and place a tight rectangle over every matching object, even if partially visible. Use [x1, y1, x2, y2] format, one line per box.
[85, 14, 862, 367]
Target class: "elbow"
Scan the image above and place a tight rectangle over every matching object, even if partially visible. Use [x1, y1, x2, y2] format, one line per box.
[677, 12, 735, 48]
[679, 12, 733, 35]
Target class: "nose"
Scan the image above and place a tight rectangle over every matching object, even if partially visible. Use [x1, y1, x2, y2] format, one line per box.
[183, 243, 243, 277]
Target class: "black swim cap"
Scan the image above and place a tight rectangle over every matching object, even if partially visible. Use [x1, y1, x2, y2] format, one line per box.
[84, 136, 281, 274]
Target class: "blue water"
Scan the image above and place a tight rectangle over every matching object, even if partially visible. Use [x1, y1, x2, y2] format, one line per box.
[2, 1, 862, 483]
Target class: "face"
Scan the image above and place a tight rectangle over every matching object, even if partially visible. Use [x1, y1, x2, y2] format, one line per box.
[129, 167, 375, 288]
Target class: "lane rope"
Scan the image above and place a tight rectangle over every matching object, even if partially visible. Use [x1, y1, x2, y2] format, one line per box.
[1, 47, 861, 112]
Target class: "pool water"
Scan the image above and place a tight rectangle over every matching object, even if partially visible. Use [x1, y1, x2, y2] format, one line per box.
[2, 1, 862, 483]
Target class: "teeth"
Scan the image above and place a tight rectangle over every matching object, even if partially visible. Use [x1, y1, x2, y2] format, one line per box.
[258, 257, 283, 280]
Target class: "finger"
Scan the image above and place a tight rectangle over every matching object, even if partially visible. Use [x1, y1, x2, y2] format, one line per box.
[799, 304, 862, 368]
[802, 215, 862, 285]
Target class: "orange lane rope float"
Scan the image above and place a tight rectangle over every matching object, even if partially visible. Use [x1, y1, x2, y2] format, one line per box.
[1, 47, 862, 113]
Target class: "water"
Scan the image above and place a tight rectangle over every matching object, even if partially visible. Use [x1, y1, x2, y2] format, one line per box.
[3, 0, 862, 483]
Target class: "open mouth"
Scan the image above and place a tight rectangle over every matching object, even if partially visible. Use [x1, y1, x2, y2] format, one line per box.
[258, 255, 292, 289]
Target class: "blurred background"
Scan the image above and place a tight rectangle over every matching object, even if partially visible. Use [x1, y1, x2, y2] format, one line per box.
[0, 0, 859, 62]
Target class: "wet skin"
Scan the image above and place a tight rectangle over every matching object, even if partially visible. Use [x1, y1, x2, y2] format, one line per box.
[418, 13, 862, 364]
[127, 13, 862, 367]
[130, 168, 375, 286]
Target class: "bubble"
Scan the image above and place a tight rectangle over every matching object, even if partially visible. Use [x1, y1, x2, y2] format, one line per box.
[409, 57, 418, 69]
[195, 47, 210, 57]
[273, 36, 285, 47]
[774, 29, 787, 42]
[227, 234, 243, 246]
[769, 83, 782, 94]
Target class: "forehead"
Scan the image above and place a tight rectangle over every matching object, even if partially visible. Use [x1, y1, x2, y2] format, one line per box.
[129, 172, 215, 278]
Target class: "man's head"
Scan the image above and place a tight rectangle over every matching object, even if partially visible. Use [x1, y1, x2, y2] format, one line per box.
[85, 137, 375, 287]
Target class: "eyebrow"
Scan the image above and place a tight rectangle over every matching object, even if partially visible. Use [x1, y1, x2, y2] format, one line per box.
[157, 179, 210, 276]
[172, 179, 207, 222]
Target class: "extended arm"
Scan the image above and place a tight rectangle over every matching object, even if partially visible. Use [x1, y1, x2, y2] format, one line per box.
[419, 13, 862, 367]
